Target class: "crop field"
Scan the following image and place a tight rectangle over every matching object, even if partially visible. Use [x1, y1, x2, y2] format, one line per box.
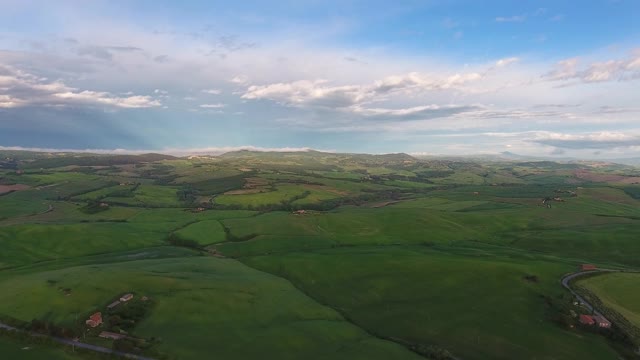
[1, 150, 639, 359]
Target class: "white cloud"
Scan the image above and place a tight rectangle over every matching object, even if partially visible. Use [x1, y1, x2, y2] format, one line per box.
[199, 103, 226, 108]
[242, 71, 484, 112]
[0, 64, 161, 108]
[495, 15, 526, 23]
[495, 57, 519, 67]
[544, 50, 640, 83]
[202, 89, 222, 95]
[230, 75, 249, 84]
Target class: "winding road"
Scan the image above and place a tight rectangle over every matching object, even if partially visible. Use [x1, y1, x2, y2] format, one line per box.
[560, 269, 617, 317]
[0, 322, 155, 360]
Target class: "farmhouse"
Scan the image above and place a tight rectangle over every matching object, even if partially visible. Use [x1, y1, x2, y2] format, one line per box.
[86, 312, 103, 328]
[593, 315, 612, 328]
[120, 293, 134, 302]
[107, 300, 121, 310]
[579, 314, 595, 326]
[581, 264, 597, 271]
[99, 331, 126, 340]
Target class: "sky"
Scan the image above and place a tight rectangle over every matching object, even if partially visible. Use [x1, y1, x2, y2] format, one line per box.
[0, 0, 639, 158]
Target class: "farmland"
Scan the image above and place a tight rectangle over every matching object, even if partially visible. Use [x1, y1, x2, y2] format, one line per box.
[576, 272, 640, 330]
[0, 149, 639, 359]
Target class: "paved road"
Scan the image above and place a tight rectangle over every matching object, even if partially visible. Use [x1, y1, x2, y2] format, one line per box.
[560, 269, 617, 317]
[0, 322, 155, 360]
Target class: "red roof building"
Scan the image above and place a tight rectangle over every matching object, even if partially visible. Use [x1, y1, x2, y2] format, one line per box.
[86, 312, 103, 328]
[581, 264, 597, 271]
[579, 314, 595, 326]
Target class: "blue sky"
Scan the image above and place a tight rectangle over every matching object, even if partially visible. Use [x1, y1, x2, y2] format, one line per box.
[0, 0, 639, 157]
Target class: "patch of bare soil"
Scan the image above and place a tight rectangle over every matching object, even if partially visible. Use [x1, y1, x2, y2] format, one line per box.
[575, 169, 640, 184]
[0, 184, 30, 194]
[368, 200, 401, 208]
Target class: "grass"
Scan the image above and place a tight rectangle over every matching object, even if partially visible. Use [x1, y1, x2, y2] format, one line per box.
[0, 222, 176, 268]
[215, 184, 309, 208]
[103, 185, 182, 207]
[174, 220, 227, 245]
[244, 246, 620, 360]
[3, 152, 640, 359]
[0, 257, 422, 360]
[0, 336, 81, 360]
[576, 272, 640, 328]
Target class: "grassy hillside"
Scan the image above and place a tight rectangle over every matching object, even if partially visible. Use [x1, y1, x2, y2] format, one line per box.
[0, 150, 639, 359]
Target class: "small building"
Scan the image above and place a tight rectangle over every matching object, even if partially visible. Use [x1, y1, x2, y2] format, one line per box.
[99, 331, 126, 340]
[86, 312, 103, 328]
[581, 264, 597, 271]
[593, 315, 612, 328]
[120, 293, 134, 302]
[579, 314, 595, 326]
[107, 300, 121, 310]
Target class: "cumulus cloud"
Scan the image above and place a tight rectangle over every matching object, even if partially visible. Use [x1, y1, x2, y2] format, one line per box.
[202, 89, 222, 95]
[530, 132, 640, 149]
[241, 71, 484, 112]
[544, 50, 640, 83]
[0, 64, 161, 109]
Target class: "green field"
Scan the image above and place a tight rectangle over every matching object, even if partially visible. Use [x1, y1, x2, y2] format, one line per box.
[1, 150, 640, 359]
[0, 337, 81, 360]
[244, 246, 619, 360]
[0, 257, 421, 360]
[173, 220, 227, 245]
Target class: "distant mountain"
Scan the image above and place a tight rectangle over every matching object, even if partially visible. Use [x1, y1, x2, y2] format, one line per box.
[18, 152, 178, 169]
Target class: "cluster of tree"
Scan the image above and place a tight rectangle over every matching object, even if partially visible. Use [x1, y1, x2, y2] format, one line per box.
[28, 319, 77, 338]
[80, 200, 110, 214]
[108, 299, 154, 331]
[0, 159, 18, 169]
[210, 189, 406, 213]
[542, 294, 575, 329]
[177, 186, 198, 204]
[410, 344, 457, 360]
[167, 233, 202, 250]
[112, 337, 156, 356]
